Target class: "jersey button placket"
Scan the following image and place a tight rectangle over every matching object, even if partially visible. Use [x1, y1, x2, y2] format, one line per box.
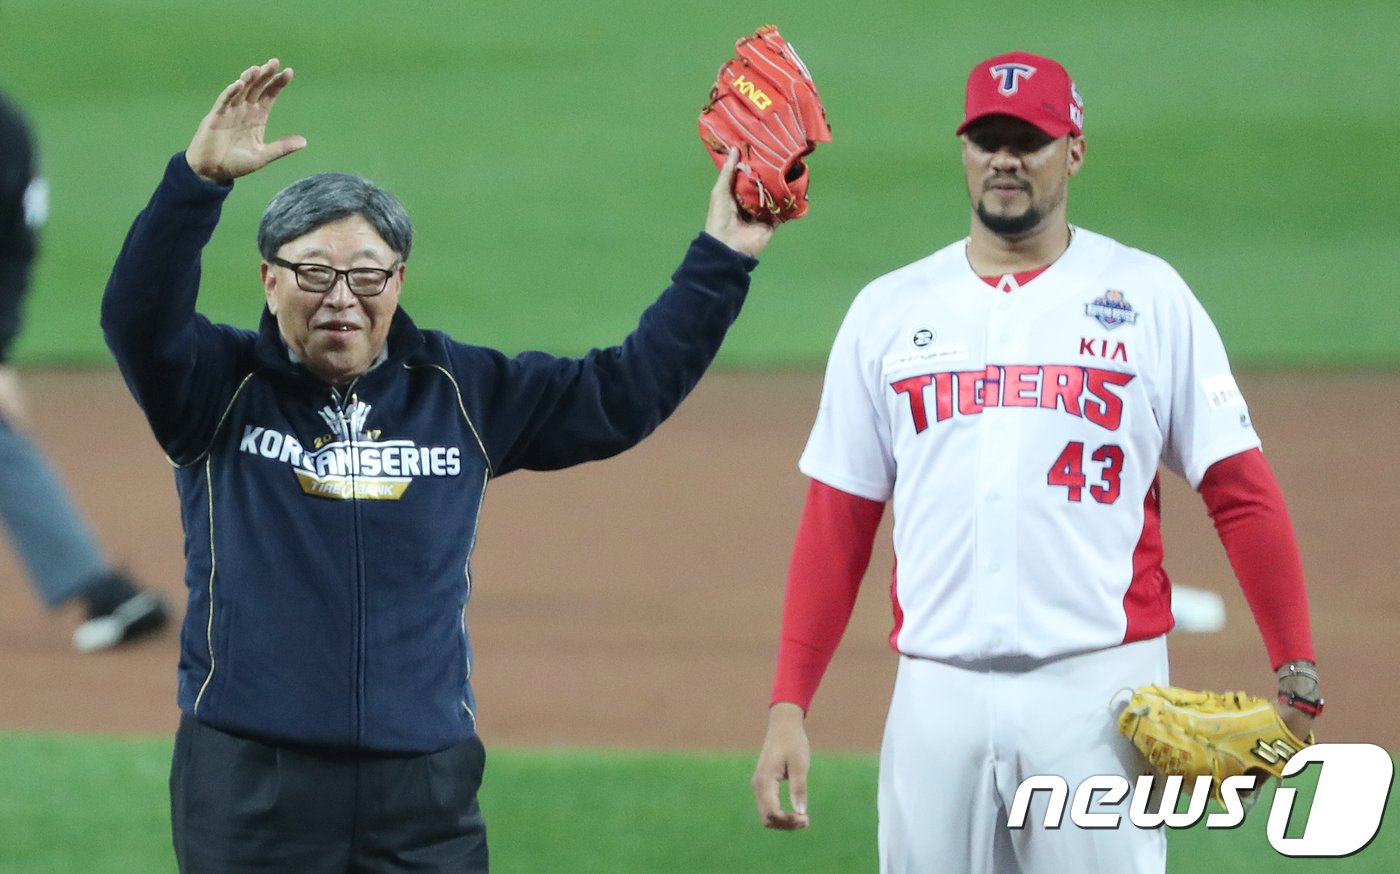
[979, 297, 1020, 655]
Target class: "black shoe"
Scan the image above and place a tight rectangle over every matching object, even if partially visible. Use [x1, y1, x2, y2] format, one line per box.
[73, 581, 169, 653]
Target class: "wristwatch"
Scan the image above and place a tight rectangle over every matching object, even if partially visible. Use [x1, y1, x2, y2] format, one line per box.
[1277, 690, 1324, 716]
[1277, 660, 1324, 716]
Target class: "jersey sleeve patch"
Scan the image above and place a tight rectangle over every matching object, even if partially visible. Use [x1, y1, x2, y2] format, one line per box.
[1201, 374, 1246, 411]
[881, 345, 970, 374]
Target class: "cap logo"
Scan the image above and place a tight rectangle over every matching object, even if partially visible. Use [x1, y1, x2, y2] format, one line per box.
[990, 63, 1036, 95]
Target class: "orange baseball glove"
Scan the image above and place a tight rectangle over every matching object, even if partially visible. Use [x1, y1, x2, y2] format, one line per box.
[698, 25, 832, 224]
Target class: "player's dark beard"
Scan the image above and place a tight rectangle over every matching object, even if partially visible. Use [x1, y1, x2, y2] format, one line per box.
[976, 200, 1042, 237]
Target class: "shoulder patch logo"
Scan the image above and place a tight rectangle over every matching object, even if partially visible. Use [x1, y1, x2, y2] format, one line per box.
[1084, 289, 1139, 329]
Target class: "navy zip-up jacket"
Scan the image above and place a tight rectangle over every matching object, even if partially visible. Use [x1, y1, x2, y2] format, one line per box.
[102, 154, 756, 753]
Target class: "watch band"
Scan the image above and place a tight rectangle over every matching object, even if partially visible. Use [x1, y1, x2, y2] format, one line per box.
[1278, 691, 1324, 717]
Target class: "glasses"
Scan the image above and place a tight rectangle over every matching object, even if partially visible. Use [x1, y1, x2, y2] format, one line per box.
[270, 257, 399, 297]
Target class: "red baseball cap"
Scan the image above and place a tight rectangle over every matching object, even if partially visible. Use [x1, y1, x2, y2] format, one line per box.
[956, 51, 1084, 137]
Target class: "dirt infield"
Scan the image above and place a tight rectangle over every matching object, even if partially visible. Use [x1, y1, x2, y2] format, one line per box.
[0, 368, 1393, 752]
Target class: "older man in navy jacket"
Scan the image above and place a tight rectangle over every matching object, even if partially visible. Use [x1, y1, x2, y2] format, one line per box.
[103, 58, 774, 873]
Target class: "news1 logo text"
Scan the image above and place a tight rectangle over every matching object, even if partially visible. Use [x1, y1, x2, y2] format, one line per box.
[1009, 744, 1392, 857]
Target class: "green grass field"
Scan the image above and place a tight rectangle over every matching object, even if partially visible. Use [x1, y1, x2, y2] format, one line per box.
[0, 2, 1395, 871]
[0, 0, 1396, 366]
[2, 733, 1395, 873]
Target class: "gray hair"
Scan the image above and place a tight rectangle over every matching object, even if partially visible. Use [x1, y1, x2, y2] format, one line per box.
[257, 172, 413, 262]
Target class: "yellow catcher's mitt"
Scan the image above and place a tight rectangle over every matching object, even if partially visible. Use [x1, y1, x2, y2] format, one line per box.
[1117, 684, 1313, 802]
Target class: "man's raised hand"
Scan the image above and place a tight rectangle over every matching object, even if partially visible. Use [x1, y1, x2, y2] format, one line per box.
[186, 59, 307, 184]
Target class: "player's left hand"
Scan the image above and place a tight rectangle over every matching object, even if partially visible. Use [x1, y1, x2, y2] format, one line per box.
[1277, 660, 1321, 742]
[704, 148, 776, 258]
[1279, 704, 1315, 744]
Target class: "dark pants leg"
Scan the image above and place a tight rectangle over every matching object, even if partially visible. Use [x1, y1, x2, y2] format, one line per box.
[170, 715, 489, 874]
[171, 715, 354, 873]
[352, 734, 489, 873]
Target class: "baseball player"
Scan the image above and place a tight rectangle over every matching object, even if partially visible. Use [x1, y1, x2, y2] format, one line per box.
[751, 51, 1321, 873]
[104, 59, 773, 872]
[0, 89, 167, 651]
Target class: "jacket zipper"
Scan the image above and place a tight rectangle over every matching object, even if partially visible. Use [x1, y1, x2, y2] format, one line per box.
[331, 383, 367, 746]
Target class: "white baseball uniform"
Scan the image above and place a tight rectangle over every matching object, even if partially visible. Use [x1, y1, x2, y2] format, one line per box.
[799, 226, 1261, 873]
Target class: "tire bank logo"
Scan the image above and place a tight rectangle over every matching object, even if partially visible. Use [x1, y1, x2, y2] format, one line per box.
[1009, 744, 1392, 858]
[238, 398, 460, 500]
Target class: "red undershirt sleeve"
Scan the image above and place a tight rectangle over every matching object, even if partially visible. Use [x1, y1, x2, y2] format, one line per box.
[770, 478, 886, 712]
[1198, 447, 1315, 670]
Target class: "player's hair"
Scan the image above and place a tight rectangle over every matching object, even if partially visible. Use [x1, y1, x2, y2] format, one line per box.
[257, 172, 413, 262]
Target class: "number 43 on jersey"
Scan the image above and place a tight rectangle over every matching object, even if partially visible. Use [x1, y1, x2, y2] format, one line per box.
[1048, 441, 1123, 504]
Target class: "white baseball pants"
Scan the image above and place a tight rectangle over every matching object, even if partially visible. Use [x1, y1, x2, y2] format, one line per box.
[878, 636, 1170, 874]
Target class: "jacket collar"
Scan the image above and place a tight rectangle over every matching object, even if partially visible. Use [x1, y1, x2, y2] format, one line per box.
[253, 306, 430, 386]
